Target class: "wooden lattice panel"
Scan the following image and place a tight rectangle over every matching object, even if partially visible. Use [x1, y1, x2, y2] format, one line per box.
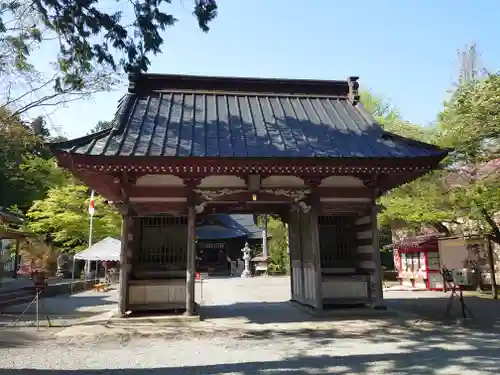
[318, 216, 357, 268]
[199, 243, 225, 249]
[136, 216, 188, 266]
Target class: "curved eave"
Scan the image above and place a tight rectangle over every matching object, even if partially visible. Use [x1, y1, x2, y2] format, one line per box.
[52, 152, 448, 169]
[381, 131, 454, 155]
[47, 128, 112, 154]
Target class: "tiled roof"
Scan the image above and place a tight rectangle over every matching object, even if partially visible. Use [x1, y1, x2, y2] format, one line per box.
[49, 74, 448, 160]
[0, 207, 25, 225]
[196, 225, 246, 240]
[214, 214, 264, 240]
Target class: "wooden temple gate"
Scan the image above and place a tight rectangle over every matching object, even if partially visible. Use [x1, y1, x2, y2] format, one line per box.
[49, 73, 448, 316]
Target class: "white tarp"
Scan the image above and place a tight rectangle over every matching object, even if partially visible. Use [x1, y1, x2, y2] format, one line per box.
[74, 237, 121, 262]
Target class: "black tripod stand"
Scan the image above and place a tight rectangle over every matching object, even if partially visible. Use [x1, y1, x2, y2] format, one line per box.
[11, 287, 52, 330]
[442, 267, 474, 320]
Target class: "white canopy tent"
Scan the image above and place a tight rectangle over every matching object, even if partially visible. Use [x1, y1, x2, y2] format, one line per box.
[72, 237, 121, 284]
[74, 237, 121, 262]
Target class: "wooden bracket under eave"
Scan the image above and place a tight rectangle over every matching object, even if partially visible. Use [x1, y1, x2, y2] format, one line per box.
[114, 198, 135, 216]
[113, 171, 139, 201]
[113, 203, 129, 216]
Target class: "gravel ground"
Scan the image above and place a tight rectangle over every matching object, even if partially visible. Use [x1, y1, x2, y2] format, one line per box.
[1, 277, 500, 374]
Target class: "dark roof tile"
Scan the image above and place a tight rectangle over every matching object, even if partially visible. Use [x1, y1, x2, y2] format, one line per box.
[49, 74, 447, 160]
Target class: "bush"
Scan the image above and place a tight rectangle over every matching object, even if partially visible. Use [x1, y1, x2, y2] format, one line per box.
[19, 238, 58, 275]
[265, 216, 290, 275]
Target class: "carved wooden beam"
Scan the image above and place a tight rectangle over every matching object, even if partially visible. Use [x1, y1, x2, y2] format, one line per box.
[319, 202, 372, 215]
[183, 177, 202, 189]
[122, 186, 371, 199]
[304, 177, 322, 188]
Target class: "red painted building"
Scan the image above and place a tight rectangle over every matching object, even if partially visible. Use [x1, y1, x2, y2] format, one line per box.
[391, 235, 443, 290]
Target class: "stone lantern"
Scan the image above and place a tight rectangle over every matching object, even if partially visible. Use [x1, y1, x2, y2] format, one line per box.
[241, 242, 252, 278]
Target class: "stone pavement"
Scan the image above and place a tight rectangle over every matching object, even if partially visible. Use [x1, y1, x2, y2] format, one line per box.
[2, 276, 500, 374]
[0, 287, 118, 328]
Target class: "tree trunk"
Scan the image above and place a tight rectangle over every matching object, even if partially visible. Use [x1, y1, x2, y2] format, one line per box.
[481, 208, 500, 244]
[480, 208, 499, 299]
[486, 236, 498, 299]
[432, 222, 451, 236]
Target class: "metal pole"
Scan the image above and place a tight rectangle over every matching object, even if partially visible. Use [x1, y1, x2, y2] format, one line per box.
[262, 214, 268, 258]
[71, 256, 76, 293]
[12, 238, 20, 278]
[35, 290, 39, 330]
[85, 215, 93, 274]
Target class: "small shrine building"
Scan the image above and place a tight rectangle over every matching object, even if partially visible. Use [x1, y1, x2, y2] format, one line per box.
[49, 73, 448, 315]
[195, 214, 264, 274]
[390, 234, 443, 290]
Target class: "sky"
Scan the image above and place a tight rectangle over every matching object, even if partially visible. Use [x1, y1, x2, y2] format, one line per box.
[28, 0, 500, 139]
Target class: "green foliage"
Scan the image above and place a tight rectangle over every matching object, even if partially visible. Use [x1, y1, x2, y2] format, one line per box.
[265, 216, 290, 275]
[378, 170, 453, 229]
[360, 90, 435, 142]
[359, 91, 452, 231]
[87, 120, 112, 135]
[366, 73, 500, 242]
[26, 184, 121, 253]
[439, 74, 500, 163]
[0, 110, 68, 210]
[0, 0, 218, 91]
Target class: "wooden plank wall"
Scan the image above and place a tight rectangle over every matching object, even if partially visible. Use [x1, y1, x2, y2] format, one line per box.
[288, 210, 304, 304]
[298, 210, 319, 308]
[120, 215, 135, 314]
[354, 213, 380, 303]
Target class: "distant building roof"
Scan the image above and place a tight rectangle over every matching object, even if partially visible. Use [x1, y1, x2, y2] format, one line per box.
[196, 214, 265, 241]
[215, 214, 264, 240]
[0, 207, 25, 225]
[385, 233, 444, 250]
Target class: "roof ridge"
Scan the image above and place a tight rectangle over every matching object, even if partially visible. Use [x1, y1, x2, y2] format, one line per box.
[128, 73, 357, 99]
[141, 89, 350, 99]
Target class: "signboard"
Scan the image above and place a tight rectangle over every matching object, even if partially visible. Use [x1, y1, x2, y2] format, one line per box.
[196, 272, 209, 280]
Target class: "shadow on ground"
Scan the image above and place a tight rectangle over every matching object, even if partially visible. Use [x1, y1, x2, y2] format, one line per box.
[1, 341, 500, 375]
[0, 329, 48, 349]
[1, 290, 117, 318]
[200, 301, 322, 324]
[0, 289, 118, 316]
[4, 280, 500, 373]
[386, 294, 500, 331]
[0, 290, 118, 348]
